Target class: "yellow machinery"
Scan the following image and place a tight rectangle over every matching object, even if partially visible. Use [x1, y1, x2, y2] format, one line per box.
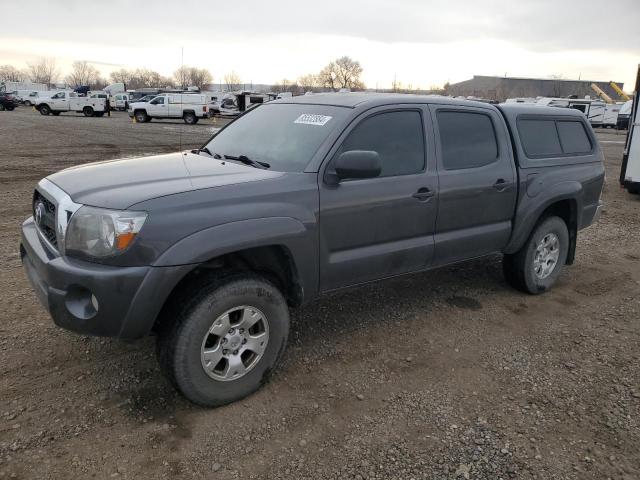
[610, 81, 631, 101]
[590, 83, 614, 103]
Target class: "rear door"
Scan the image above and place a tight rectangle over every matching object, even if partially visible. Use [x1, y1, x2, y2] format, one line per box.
[319, 106, 438, 291]
[429, 104, 517, 266]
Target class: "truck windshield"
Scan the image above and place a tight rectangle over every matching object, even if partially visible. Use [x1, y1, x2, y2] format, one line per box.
[204, 103, 349, 172]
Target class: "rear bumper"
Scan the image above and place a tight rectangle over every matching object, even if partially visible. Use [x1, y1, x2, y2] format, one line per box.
[20, 216, 191, 339]
[579, 200, 604, 229]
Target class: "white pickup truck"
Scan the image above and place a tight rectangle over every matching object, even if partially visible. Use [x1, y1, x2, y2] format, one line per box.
[129, 93, 211, 124]
[35, 91, 107, 117]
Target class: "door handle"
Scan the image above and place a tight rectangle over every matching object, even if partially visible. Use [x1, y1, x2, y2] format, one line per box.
[493, 178, 512, 192]
[412, 187, 435, 201]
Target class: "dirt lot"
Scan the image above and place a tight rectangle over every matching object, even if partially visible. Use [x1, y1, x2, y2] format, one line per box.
[1, 106, 639, 480]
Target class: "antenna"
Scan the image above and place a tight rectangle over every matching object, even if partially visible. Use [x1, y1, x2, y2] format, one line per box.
[179, 46, 184, 153]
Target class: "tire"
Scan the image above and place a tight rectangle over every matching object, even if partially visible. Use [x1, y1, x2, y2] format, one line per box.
[24, 101, 32, 106]
[83, 107, 94, 117]
[39, 105, 51, 115]
[157, 273, 290, 407]
[183, 112, 198, 124]
[6, 105, 15, 111]
[134, 110, 148, 123]
[503, 216, 569, 294]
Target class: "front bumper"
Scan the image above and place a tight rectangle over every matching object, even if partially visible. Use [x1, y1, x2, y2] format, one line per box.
[20, 216, 191, 339]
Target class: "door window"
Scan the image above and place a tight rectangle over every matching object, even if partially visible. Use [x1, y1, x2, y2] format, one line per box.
[335, 110, 425, 177]
[437, 111, 498, 170]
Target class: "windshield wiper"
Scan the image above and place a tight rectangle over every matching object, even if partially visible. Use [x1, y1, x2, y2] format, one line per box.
[223, 154, 270, 169]
[191, 146, 219, 158]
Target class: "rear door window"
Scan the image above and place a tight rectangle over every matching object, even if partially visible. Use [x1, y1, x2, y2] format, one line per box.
[437, 111, 498, 170]
[557, 121, 592, 154]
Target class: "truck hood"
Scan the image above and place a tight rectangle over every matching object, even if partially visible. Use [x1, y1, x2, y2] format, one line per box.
[47, 151, 282, 209]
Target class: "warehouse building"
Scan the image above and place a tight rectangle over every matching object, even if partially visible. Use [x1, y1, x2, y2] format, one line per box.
[446, 75, 624, 102]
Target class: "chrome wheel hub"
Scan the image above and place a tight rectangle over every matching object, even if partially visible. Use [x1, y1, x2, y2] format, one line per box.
[200, 306, 269, 382]
[533, 233, 560, 279]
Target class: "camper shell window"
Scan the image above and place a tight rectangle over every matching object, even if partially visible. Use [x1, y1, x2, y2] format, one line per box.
[517, 115, 594, 159]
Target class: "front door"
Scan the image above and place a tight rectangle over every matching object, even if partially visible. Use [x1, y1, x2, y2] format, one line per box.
[147, 96, 167, 117]
[429, 105, 517, 266]
[319, 107, 438, 291]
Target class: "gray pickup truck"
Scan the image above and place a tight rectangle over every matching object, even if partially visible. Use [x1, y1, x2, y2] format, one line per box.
[21, 93, 604, 406]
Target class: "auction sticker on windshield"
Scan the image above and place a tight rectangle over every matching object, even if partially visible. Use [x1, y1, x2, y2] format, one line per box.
[294, 114, 332, 126]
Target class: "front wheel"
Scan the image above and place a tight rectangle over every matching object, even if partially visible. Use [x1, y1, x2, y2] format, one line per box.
[83, 107, 94, 117]
[503, 216, 569, 294]
[24, 100, 32, 106]
[134, 110, 148, 123]
[157, 274, 290, 407]
[38, 105, 51, 115]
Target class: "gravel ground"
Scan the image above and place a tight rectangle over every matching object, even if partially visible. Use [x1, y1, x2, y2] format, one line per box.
[0, 107, 639, 480]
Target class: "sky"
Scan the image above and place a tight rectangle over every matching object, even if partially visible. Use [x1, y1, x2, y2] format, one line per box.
[1, 0, 639, 90]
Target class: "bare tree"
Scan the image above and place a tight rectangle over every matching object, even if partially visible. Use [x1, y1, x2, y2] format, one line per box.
[318, 63, 337, 90]
[333, 56, 364, 89]
[188, 67, 213, 89]
[297, 73, 320, 90]
[224, 71, 241, 91]
[66, 61, 101, 87]
[0, 65, 27, 82]
[110, 68, 135, 85]
[27, 57, 59, 87]
[173, 66, 190, 89]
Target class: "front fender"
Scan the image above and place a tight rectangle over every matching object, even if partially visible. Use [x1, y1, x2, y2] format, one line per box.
[153, 216, 318, 300]
[504, 180, 583, 254]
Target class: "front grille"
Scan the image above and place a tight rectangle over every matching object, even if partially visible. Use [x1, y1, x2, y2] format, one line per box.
[33, 190, 58, 248]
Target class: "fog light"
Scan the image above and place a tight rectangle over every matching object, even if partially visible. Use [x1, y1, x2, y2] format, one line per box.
[65, 285, 98, 320]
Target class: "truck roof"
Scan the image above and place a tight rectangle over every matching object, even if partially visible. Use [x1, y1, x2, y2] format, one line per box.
[273, 92, 498, 109]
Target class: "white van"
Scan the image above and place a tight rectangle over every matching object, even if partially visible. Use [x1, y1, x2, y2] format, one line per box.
[111, 93, 129, 111]
[128, 93, 210, 124]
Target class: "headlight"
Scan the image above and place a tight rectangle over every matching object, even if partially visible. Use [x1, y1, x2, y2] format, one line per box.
[65, 206, 147, 258]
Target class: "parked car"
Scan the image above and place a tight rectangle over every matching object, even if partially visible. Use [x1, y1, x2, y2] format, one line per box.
[0, 92, 19, 111]
[35, 91, 107, 117]
[617, 100, 633, 130]
[129, 93, 210, 124]
[20, 93, 604, 407]
[18, 91, 40, 106]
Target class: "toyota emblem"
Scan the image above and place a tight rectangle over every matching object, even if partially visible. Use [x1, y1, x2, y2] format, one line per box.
[34, 201, 46, 227]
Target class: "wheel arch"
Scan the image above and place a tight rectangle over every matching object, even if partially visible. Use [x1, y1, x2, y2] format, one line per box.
[505, 183, 582, 264]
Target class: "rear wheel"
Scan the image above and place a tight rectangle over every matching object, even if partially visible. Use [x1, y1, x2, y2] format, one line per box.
[134, 110, 148, 123]
[503, 216, 569, 294]
[183, 112, 198, 124]
[83, 107, 94, 117]
[157, 274, 290, 407]
[6, 105, 14, 111]
[38, 105, 51, 115]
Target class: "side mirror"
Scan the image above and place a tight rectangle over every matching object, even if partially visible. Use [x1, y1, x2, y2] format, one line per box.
[334, 150, 381, 181]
